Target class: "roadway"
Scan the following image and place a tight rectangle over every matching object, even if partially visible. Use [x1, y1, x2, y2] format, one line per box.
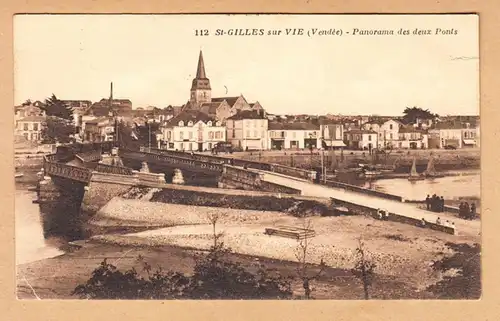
[256, 170, 480, 237]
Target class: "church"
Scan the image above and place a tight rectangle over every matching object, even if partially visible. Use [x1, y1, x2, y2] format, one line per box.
[181, 50, 265, 121]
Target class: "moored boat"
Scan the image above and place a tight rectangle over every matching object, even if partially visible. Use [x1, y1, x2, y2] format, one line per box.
[408, 157, 424, 181]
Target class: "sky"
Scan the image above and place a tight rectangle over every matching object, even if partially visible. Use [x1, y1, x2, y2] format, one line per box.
[14, 14, 479, 116]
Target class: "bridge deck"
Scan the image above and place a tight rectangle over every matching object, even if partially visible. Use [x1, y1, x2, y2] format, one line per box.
[257, 171, 480, 237]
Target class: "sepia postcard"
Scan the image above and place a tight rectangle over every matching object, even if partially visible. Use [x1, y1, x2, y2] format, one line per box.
[13, 13, 481, 303]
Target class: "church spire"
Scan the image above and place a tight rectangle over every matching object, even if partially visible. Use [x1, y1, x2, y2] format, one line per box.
[196, 50, 207, 79]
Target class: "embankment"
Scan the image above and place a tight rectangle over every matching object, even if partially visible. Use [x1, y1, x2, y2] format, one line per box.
[122, 186, 333, 217]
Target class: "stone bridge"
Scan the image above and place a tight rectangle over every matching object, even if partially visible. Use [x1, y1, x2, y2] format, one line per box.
[37, 142, 477, 236]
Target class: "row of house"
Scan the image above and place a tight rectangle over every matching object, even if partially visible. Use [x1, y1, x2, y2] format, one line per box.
[15, 50, 480, 152]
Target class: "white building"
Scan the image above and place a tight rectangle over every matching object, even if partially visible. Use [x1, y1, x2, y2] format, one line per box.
[226, 110, 268, 151]
[397, 126, 428, 149]
[160, 111, 226, 151]
[343, 129, 378, 150]
[319, 123, 346, 149]
[427, 122, 464, 149]
[362, 119, 403, 149]
[267, 122, 320, 150]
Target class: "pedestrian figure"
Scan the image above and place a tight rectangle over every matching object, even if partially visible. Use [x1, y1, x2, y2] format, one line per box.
[445, 220, 451, 227]
[420, 218, 426, 227]
[464, 202, 470, 219]
[459, 202, 465, 218]
[440, 196, 445, 213]
[376, 209, 383, 220]
[425, 195, 431, 211]
[436, 217, 442, 225]
[431, 194, 438, 212]
[470, 203, 477, 219]
[451, 222, 456, 234]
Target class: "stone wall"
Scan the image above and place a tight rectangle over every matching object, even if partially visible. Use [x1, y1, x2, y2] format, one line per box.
[324, 179, 403, 202]
[219, 164, 301, 194]
[80, 172, 137, 215]
[330, 197, 455, 235]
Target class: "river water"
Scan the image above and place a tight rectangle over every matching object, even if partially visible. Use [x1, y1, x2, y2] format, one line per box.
[15, 189, 64, 265]
[366, 172, 481, 201]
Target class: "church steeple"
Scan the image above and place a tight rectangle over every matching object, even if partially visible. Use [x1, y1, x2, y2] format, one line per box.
[190, 50, 212, 105]
[196, 50, 207, 79]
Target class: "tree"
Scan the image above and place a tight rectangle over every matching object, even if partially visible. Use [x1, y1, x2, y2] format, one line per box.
[41, 116, 75, 144]
[294, 218, 326, 299]
[22, 99, 32, 106]
[135, 121, 161, 148]
[43, 94, 73, 120]
[402, 106, 438, 125]
[351, 238, 376, 300]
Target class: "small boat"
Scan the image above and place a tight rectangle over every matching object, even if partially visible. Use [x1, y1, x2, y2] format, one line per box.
[423, 156, 445, 179]
[15, 172, 24, 178]
[408, 157, 424, 181]
[364, 170, 382, 177]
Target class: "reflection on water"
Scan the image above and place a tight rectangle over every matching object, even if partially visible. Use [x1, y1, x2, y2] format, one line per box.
[15, 190, 64, 265]
[368, 173, 480, 201]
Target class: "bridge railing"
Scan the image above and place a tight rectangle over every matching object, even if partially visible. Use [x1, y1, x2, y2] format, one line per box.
[95, 163, 134, 176]
[269, 163, 317, 181]
[43, 159, 92, 183]
[122, 149, 224, 172]
[76, 150, 103, 163]
[324, 179, 403, 202]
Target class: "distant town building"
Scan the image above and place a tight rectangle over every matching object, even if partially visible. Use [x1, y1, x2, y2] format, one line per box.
[428, 122, 465, 149]
[343, 129, 377, 150]
[397, 125, 428, 149]
[14, 103, 47, 142]
[362, 119, 403, 149]
[267, 122, 320, 150]
[83, 117, 115, 142]
[319, 122, 346, 149]
[160, 110, 226, 151]
[226, 110, 268, 150]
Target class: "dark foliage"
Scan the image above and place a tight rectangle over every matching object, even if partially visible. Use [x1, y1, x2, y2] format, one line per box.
[41, 116, 75, 144]
[72, 240, 293, 300]
[426, 242, 481, 299]
[351, 240, 376, 300]
[402, 106, 438, 125]
[148, 189, 326, 217]
[42, 94, 73, 120]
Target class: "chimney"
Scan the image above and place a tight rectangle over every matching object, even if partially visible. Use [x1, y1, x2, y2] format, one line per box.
[110, 82, 114, 101]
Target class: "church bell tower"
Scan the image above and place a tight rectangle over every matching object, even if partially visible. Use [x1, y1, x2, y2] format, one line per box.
[190, 50, 212, 106]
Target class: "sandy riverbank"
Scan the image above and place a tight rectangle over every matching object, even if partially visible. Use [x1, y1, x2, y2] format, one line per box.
[88, 198, 479, 288]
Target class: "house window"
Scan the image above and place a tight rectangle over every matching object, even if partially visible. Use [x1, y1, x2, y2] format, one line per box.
[232, 130, 235, 138]
[179, 121, 184, 126]
[464, 132, 468, 138]
[23, 133, 28, 139]
[390, 133, 393, 139]
[33, 123, 39, 131]
[209, 131, 214, 139]
[246, 130, 250, 138]
[389, 124, 393, 130]
[189, 132, 193, 139]
[23, 123, 29, 131]
[208, 121, 212, 126]
[215, 132, 221, 139]
[368, 135, 372, 141]
[281, 131, 285, 138]
[167, 131, 171, 140]
[180, 132, 184, 140]
[188, 121, 193, 126]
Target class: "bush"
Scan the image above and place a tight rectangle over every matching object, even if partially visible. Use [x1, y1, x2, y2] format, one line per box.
[72, 240, 293, 300]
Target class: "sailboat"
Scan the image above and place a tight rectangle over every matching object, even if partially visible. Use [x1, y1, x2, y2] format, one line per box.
[408, 157, 424, 181]
[423, 156, 444, 179]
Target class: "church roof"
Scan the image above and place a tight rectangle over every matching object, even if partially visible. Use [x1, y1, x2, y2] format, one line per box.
[212, 96, 242, 107]
[200, 102, 223, 115]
